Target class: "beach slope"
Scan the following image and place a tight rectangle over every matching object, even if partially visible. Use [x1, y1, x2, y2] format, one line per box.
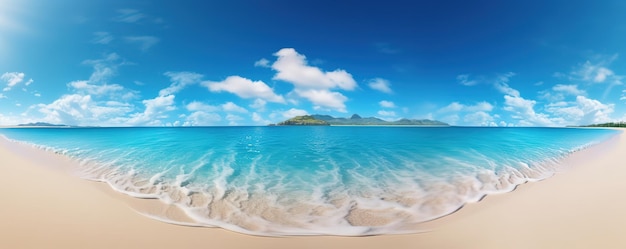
[1, 129, 625, 249]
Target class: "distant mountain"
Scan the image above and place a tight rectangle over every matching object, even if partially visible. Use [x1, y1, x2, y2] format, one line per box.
[276, 115, 330, 126]
[17, 122, 70, 127]
[276, 114, 448, 126]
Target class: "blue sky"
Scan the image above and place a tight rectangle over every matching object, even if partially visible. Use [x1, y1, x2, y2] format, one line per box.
[1, 0, 626, 126]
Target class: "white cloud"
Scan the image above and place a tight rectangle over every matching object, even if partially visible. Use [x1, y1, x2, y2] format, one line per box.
[127, 95, 176, 126]
[69, 80, 122, 95]
[0, 93, 6, 99]
[37, 94, 133, 126]
[594, 67, 613, 83]
[160, 71, 203, 96]
[113, 9, 145, 23]
[439, 101, 493, 113]
[282, 108, 308, 119]
[183, 101, 221, 126]
[293, 88, 348, 112]
[125, 36, 159, 51]
[251, 112, 270, 125]
[377, 110, 396, 117]
[621, 89, 626, 101]
[183, 111, 221, 126]
[379, 100, 396, 108]
[368, 78, 393, 93]
[545, 96, 614, 125]
[503, 95, 553, 126]
[204, 76, 285, 103]
[272, 48, 357, 90]
[186, 101, 218, 112]
[2, 72, 29, 91]
[225, 114, 243, 125]
[221, 102, 248, 113]
[552, 84, 586, 96]
[82, 53, 122, 83]
[92, 31, 113, 44]
[493, 72, 519, 97]
[566, 54, 623, 85]
[250, 99, 267, 110]
[254, 58, 270, 68]
[463, 111, 495, 126]
[457, 74, 477, 86]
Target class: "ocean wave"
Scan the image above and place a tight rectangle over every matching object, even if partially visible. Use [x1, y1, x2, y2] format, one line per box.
[0, 127, 620, 236]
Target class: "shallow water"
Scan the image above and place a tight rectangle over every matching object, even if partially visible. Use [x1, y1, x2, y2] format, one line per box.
[0, 126, 619, 235]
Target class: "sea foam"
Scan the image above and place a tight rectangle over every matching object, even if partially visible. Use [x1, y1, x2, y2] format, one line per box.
[0, 127, 619, 236]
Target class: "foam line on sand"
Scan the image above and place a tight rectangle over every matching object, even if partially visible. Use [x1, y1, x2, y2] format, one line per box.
[1, 129, 625, 249]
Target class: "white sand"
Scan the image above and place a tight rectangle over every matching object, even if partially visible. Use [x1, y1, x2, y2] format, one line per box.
[1, 129, 625, 249]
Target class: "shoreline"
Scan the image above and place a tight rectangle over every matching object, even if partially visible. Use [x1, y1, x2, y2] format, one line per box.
[1, 129, 625, 248]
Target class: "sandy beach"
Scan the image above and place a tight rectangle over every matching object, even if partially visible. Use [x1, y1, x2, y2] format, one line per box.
[1, 129, 625, 249]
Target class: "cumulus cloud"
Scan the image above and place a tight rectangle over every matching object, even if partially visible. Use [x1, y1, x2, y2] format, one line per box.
[254, 58, 270, 68]
[258, 48, 360, 112]
[221, 102, 248, 113]
[204, 76, 285, 103]
[128, 95, 176, 126]
[33, 53, 143, 126]
[552, 84, 586, 96]
[250, 99, 267, 110]
[379, 100, 396, 108]
[437, 101, 496, 126]
[183, 111, 221, 126]
[565, 54, 623, 85]
[457, 74, 477, 86]
[251, 112, 270, 125]
[368, 78, 393, 93]
[2, 72, 31, 91]
[439, 101, 493, 113]
[503, 95, 553, 126]
[545, 96, 614, 125]
[225, 114, 243, 125]
[92, 31, 113, 44]
[272, 48, 357, 90]
[182, 101, 221, 126]
[186, 101, 218, 112]
[37, 94, 133, 126]
[293, 88, 348, 112]
[282, 108, 308, 119]
[463, 111, 495, 126]
[125, 36, 160, 51]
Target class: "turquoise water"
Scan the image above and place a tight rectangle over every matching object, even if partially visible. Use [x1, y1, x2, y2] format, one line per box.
[0, 127, 619, 235]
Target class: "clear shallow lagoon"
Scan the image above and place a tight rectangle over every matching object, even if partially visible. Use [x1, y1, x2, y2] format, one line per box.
[0, 127, 619, 235]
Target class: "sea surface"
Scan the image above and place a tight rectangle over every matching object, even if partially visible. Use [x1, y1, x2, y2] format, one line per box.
[0, 126, 619, 236]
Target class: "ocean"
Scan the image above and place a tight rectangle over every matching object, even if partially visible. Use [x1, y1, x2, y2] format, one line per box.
[0, 126, 619, 236]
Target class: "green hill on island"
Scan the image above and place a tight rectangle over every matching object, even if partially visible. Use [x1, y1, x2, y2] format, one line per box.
[276, 115, 330, 126]
[275, 114, 448, 126]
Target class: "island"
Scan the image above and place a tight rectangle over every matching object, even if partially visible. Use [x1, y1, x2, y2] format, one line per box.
[274, 114, 449, 126]
[577, 122, 626, 128]
[17, 122, 71, 127]
[276, 115, 331, 126]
